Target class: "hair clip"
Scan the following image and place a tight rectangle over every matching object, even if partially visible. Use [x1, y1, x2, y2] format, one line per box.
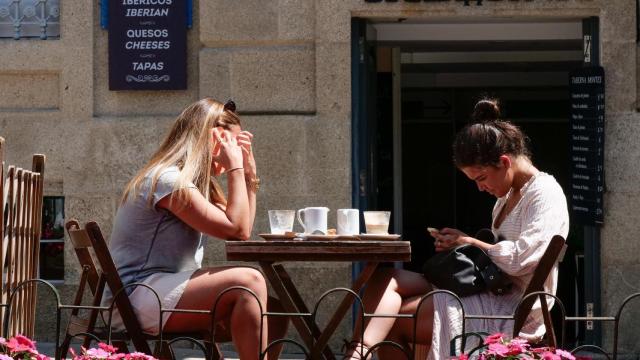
[223, 100, 236, 113]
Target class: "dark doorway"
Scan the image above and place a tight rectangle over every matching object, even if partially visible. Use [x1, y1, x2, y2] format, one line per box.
[399, 87, 575, 273]
[356, 20, 587, 345]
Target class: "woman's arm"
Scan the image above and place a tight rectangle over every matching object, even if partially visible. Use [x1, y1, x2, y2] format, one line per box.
[158, 175, 252, 239]
[433, 228, 494, 252]
[237, 130, 258, 234]
[157, 129, 253, 240]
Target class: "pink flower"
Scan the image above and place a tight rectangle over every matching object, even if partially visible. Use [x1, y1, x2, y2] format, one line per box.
[462, 333, 578, 360]
[86, 347, 111, 359]
[5, 338, 33, 353]
[555, 349, 576, 360]
[36, 353, 50, 360]
[0, 355, 13, 360]
[540, 351, 562, 360]
[484, 333, 507, 345]
[507, 338, 530, 355]
[98, 343, 118, 354]
[124, 352, 156, 360]
[533, 347, 552, 354]
[14, 334, 36, 349]
[488, 342, 510, 357]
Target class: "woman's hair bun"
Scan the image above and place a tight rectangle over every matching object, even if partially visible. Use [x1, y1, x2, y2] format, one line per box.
[472, 99, 500, 123]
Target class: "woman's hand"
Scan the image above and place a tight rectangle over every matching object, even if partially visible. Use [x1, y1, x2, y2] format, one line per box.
[212, 127, 244, 176]
[431, 228, 471, 252]
[236, 130, 257, 179]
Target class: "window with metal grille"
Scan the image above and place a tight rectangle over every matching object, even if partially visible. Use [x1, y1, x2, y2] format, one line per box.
[0, 0, 60, 39]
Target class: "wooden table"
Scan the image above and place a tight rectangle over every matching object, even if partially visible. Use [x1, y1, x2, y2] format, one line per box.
[226, 239, 411, 360]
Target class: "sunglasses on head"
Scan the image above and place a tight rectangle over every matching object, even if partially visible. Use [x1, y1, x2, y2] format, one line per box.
[223, 99, 236, 113]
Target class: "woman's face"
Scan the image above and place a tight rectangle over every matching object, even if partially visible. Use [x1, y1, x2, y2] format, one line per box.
[460, 155, 512, 198]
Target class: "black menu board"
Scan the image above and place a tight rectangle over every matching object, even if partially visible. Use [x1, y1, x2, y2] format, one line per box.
[569, 66, 605, 225]
[108, 0, 187, 90]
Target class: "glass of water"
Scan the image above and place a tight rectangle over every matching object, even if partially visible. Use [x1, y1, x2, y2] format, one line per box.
[268, 210, 295, 234]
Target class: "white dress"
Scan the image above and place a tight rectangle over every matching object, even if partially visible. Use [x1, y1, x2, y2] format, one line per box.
[427, 172, 569, 359]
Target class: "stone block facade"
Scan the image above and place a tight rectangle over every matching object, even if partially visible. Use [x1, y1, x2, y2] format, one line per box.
[0, 0, 638, 354]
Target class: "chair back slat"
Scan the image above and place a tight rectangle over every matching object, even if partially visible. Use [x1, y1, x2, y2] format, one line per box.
[60, 219, 108, 358]
[66, 220, 101, 294]
[77, 221, 151, 354]
[0, 150, 45, 338]
[513, 235, 566, 346]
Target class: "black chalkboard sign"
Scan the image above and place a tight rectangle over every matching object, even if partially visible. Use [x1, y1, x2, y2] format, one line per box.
[569, 66, 605, 225]
[108, 0, 187, 90]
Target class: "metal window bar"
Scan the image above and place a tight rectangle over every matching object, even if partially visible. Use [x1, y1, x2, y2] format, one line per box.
[2, 280, 640, 360]
[0, 0, 59, 39]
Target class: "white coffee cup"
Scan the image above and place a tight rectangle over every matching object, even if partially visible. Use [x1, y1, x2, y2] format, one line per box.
[296, 207, 329, 234]
[337, 209, 359, 235]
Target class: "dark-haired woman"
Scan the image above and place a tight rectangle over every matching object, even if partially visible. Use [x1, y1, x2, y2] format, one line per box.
[344, 99, 569, 359]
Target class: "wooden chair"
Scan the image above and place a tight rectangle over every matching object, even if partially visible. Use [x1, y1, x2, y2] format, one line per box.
[61, 219, 225, 360]
[512, 234, 566, 347]
[413, 234, 566, 359]
[0, 137, 46, 338]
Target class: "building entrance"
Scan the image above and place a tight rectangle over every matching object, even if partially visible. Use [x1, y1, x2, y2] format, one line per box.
[352, 18, 589, 345]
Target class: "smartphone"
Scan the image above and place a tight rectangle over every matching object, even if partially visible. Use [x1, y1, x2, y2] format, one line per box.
[427, 227, 440, 235]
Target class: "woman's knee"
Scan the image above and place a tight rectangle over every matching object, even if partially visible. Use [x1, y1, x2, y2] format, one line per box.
[235, 267, 267, 298]
[370, 267, 402, 288]
[372, 267, 396, 282]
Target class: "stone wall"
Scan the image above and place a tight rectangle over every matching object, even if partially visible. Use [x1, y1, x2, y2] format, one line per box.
[0, 0, 638, 354]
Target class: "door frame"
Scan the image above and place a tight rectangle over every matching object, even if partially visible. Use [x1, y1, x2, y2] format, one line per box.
[351, 17, 603, 343]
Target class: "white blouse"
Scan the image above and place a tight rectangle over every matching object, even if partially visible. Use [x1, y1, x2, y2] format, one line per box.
[489, 171, 570, 295]
[428, 172, 569, 360]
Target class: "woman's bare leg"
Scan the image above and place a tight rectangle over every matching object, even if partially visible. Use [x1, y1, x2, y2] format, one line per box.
[348, 268, 432, 358]
[164, 266, 268, 360]
[264, 297, 290, 359]
[376, 295, 434, 360]
[212, 296, 289, 359]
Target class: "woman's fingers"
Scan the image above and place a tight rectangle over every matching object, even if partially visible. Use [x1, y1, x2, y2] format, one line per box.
[213, 127, 225, 142]
[440, 227, 468, 238]
[220, 129, 238, 146]
[434, 241, 450, 252]
[237, 138, 252, 149]
[439, 227, 458, 235]
[433, 232, 459, 251]
[236, 133, 253, 151]
[239, 130, 254, 140]
[211, 128, 244, 172]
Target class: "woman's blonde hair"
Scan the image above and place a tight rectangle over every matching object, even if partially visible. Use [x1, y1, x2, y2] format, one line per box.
[121, 98, 241, 207]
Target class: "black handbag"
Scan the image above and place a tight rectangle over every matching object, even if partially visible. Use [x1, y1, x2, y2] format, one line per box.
[422, 229, 512, 297]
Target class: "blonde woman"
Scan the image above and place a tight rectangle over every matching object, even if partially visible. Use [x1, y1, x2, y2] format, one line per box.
[103, 98, 283, 360]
